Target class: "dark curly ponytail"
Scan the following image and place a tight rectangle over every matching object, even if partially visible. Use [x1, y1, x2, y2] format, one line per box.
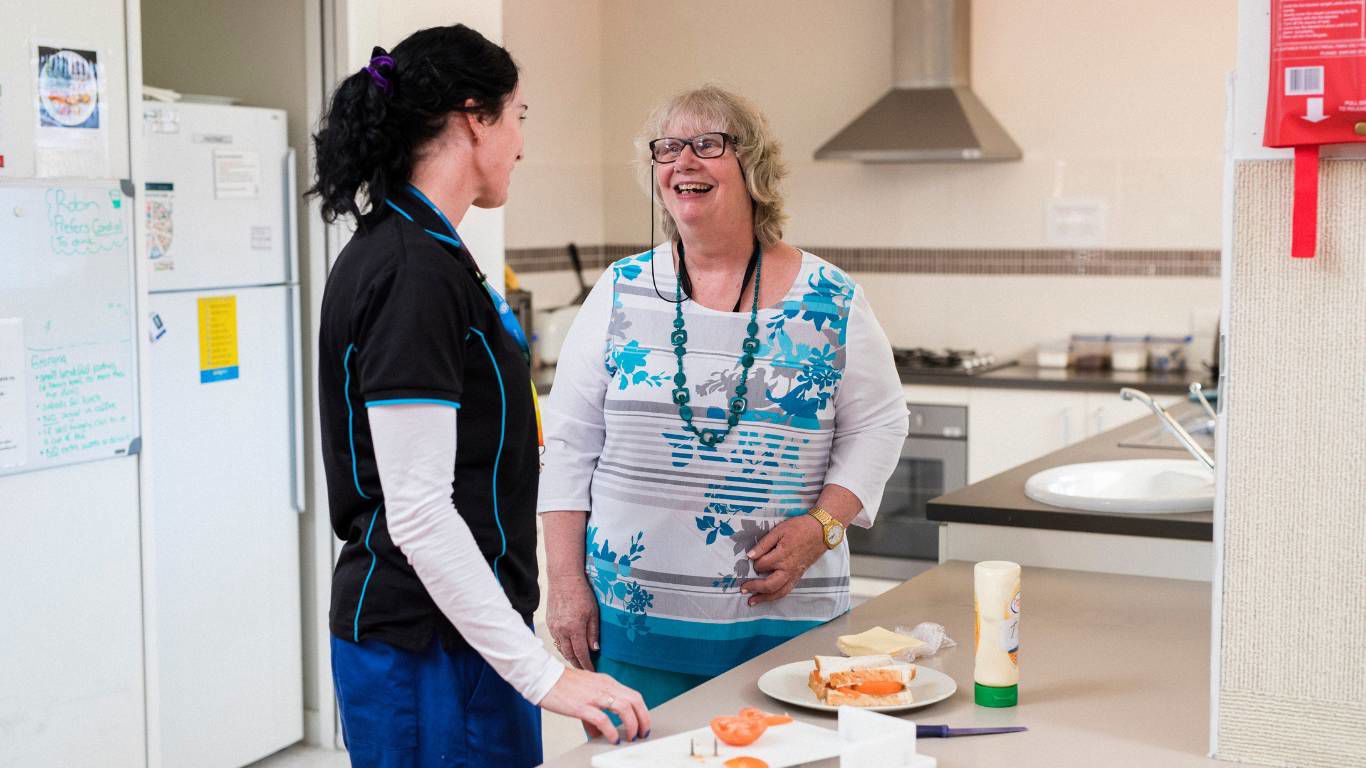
[308, 25, 519, 226]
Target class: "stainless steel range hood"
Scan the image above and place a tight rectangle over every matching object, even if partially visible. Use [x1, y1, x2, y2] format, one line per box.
[815, 0, 1021, 163]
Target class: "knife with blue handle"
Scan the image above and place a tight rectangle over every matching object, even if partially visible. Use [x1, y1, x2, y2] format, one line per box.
[916, 724, 1028, 738]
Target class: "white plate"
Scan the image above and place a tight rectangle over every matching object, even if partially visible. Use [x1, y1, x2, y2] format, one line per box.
[757, 660, 957, 713]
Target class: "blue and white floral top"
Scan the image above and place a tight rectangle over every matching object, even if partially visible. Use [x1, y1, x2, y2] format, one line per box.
[539, 244, 908, 677]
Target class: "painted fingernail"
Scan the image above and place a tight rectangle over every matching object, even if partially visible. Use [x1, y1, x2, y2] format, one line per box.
[644, 731, 651, 739]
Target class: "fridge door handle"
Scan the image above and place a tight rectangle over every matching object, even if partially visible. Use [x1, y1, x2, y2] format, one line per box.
[288, 285, 306, 513]
[285, 148, 299, 284]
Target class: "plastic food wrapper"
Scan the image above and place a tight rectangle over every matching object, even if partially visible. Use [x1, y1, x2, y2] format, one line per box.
[895, 623, 957, 661]
[835, 623, 955, 662]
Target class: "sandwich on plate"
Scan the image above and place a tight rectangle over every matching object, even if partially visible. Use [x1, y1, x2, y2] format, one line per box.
[808, 654, 916, 706]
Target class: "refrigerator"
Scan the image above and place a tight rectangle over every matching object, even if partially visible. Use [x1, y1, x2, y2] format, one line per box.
[143, 102, 304, 768]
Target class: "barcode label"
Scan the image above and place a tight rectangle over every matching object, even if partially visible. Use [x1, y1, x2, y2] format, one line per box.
[1285, 66, 1324, 96]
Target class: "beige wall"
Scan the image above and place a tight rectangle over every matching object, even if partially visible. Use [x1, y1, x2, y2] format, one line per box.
[502, 1, 1229, 356]
[504, 0, 606, 249]
[536, 0, 1237, 249]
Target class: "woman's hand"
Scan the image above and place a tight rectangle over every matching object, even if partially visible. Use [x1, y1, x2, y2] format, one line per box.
[547, 572, 599, 671]
[540, 667, 651, 743]
[740, 515, 828, 606]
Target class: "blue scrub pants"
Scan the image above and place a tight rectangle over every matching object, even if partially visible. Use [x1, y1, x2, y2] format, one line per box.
[332, 635, 542, 768]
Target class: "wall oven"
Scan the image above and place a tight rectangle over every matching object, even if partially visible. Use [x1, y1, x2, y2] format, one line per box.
[849, 403, 967, 580]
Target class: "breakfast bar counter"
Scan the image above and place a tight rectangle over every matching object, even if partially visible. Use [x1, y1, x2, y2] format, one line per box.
[542, 561, 1255, 767]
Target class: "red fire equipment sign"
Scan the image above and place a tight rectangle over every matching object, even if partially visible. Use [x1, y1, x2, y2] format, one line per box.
[1264, 0, 1366, 258]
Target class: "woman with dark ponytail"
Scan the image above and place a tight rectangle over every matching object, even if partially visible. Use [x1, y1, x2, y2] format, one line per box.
[312, 25, 648, 766]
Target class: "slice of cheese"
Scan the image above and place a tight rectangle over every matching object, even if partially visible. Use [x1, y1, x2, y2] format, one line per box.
[836, 626, 927, 658]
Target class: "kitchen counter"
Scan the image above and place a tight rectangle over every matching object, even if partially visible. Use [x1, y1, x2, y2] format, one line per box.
[542, 561, 1247, 768]
[902, 363, 1207, 395]
[540, 364, 1209, 399]
[926, 401, 1213, 541]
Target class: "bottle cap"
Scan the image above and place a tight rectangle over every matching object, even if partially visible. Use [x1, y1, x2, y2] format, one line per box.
[975, 682, 1018, 708]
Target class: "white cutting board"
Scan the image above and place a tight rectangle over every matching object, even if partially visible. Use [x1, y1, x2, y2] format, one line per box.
[590, 721, 842, 768]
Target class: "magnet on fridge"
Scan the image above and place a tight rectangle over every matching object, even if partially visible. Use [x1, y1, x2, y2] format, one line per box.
[150, 312, 167, 342]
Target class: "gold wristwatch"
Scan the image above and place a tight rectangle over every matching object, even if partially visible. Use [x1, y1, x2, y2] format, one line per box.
[806, 506, 845, 550]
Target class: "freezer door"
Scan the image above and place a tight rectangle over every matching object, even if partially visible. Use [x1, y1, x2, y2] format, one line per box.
[145, 285, 302, 768]
[144, 102, 290, 291]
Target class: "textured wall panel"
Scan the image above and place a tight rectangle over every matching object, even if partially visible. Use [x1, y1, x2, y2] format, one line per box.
[1218, 160, 1366, 766]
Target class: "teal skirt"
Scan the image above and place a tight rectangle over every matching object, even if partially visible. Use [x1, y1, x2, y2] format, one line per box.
[595, 654, 713, 710]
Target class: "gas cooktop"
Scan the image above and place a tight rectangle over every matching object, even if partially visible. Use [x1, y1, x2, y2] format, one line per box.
[893, 347, 1017, 376]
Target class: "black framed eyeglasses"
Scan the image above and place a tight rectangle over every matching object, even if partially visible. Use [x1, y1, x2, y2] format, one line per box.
[648, 132, 734, 163]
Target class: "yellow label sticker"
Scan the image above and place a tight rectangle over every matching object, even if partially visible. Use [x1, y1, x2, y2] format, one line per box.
[198, 296, 239, 383]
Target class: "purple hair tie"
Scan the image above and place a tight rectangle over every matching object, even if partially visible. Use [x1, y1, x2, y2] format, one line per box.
[365, 47, 395, 96]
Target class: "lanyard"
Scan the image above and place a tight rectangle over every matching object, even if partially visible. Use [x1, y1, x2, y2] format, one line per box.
[387, 187, 544, 448]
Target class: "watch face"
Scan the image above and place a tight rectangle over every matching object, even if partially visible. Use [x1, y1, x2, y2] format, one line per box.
[825, 524, 844, 547]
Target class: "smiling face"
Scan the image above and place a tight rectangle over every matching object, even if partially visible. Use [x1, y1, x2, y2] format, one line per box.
[471, 85, 527, 209]
[654, 115, 752, 237]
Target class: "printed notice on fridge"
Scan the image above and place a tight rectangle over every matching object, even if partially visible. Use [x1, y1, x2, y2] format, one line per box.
[0, 319, 27, 468]
[212, 150, 260, 199]
[146, 182, 175, 270]
[198, 296, 239, 384]
[33, 44, 109, 178]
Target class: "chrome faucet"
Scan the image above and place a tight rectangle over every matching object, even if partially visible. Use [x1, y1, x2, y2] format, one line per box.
[1119, 387, 1216, 471]
[1189, 382, 1218, 422]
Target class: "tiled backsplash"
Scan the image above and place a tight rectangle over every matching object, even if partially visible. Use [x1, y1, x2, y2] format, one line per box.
[507, 245, 1221, 278]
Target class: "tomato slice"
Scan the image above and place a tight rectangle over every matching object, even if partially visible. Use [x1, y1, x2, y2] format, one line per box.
[738, 707, 793, 726]
[724, 758, 770, 768]
[710, 715, 767, 746]
[840, 681, 905, 696]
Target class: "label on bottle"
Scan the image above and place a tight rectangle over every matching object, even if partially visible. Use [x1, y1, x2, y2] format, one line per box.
[974, 562, 1021, 689]
[1001, 588, 1021, 666]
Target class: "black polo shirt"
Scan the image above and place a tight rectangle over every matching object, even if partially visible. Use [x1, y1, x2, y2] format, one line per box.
[318, 187, 539, 653]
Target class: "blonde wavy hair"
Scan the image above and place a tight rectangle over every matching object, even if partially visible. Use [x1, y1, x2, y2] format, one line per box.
[636, 85, 789, 246]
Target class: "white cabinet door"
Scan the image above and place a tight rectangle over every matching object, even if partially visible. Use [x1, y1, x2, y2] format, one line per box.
[902, 383, 971, 406]
[967, 389, 1085, 483]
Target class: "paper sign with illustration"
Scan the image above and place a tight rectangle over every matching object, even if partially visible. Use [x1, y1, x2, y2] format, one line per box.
[37, 47, 101, 129]
[146, 182, 175, 270]
[33, 44, 109, 177]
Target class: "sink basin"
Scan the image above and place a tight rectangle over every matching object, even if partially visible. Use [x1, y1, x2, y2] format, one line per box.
[1024, 459, 1214, 513]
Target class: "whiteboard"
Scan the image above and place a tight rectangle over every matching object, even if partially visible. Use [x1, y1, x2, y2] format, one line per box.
[0, 179, 140, 476]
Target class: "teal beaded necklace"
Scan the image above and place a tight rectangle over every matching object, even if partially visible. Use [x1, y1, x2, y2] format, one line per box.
[670, 239, 764, 447]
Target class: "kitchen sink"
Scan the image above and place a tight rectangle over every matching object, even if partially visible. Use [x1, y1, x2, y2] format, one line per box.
[1024, 459, 1215, 513]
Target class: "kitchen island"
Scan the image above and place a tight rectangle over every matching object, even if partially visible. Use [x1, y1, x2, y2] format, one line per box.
[542, 561, 1250, 768]
[927, 401, 1215, 581]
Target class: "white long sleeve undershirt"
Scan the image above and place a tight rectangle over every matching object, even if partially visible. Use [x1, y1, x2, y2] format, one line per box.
[367, 403, 564, 704]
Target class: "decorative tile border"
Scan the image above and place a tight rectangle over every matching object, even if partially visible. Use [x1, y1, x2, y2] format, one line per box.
[504, 244, 646, 275]
[506, 245, 1221, 277]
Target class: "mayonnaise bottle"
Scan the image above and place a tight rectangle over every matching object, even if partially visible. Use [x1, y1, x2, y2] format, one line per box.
[974, 560, 1021, 707]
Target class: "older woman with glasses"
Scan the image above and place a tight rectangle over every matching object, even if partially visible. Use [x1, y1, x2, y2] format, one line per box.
[538, 85, 908, 708]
